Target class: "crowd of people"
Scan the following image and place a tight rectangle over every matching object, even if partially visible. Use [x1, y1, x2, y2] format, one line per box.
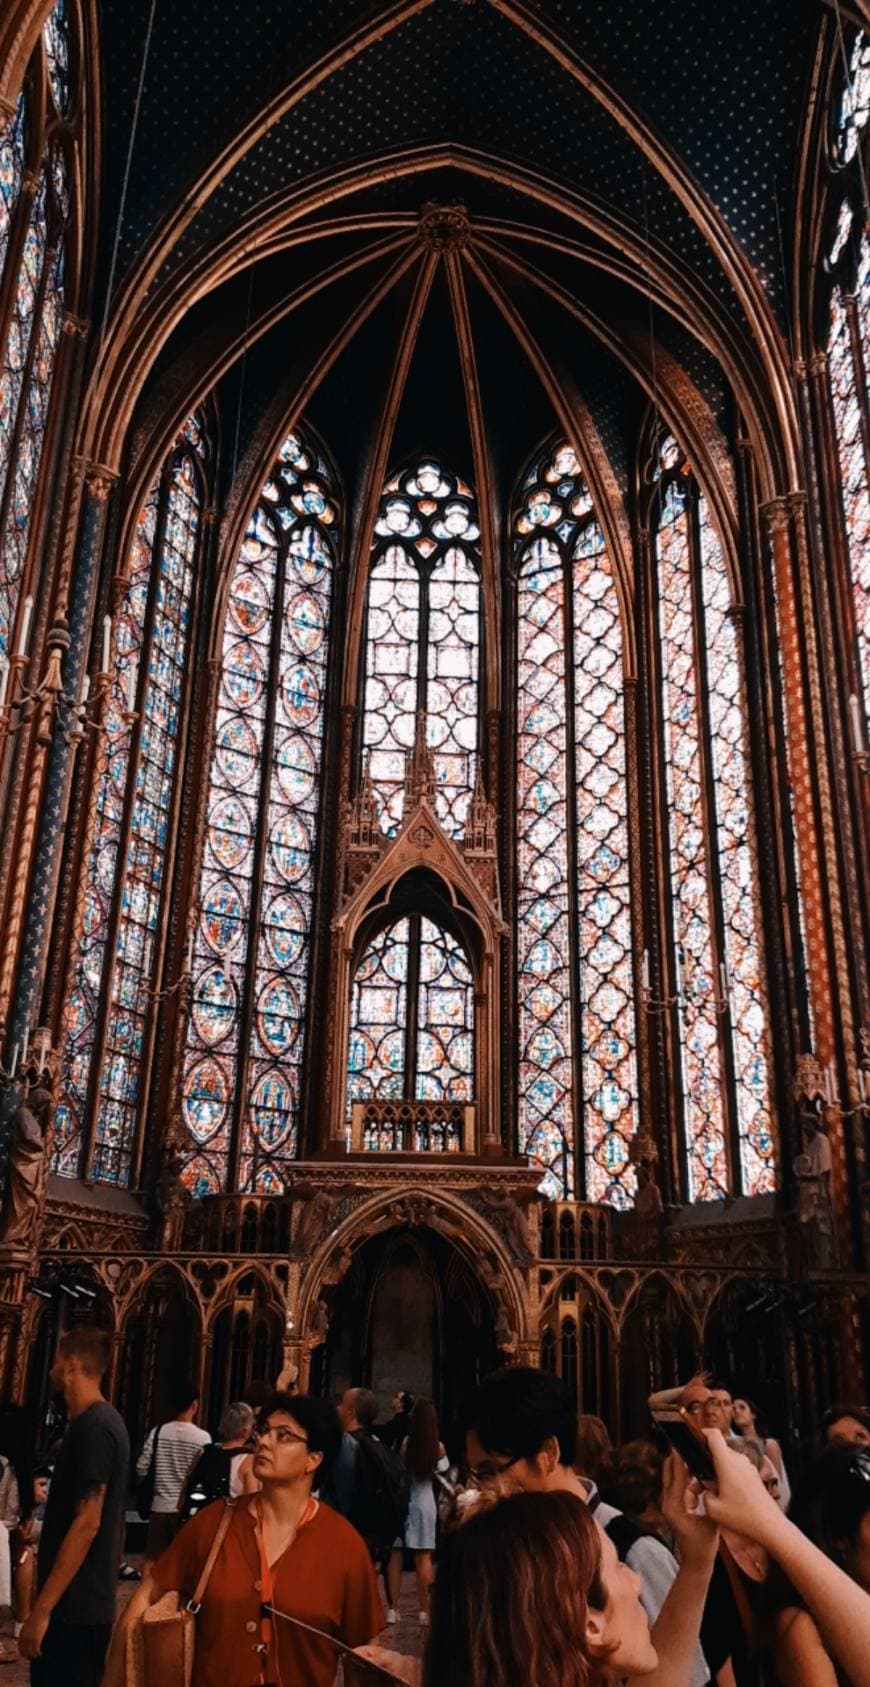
[2, 1328, 870, 1684]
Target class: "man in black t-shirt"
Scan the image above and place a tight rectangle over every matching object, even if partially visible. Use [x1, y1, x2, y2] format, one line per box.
[18, 1326, 129, 1687]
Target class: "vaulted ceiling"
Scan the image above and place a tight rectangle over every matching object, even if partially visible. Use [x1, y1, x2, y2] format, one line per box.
[91, 0, 830, 523]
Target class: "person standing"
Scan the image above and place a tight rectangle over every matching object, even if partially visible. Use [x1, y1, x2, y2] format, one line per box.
[101, 1392, 383, 1687]
[17, 1327, 129, 1687]
[136, 1381, 209, 1571]
[378, 1390, 415, 1453]
[387, 1399, 448, 1627]
[179, 1402, 256, 1521]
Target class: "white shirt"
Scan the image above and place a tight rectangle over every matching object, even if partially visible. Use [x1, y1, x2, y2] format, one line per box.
[585, 1481, 709, 1687]
[136, 1420, 211, 1513]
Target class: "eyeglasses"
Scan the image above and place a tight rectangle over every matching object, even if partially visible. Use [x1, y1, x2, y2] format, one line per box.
[254, 1423, 308, 1448]
[467, 1453, 524, 1484]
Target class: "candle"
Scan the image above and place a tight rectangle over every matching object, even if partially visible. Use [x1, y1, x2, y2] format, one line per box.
[0, 656, 8, 709]
[80, 673, 91, 707]
[826, 1064, 836, 1105]
[719, 962, 729, 1001]
[126, 665, 136, 713]
[9, 1042, 18, 1077]
[21, 1027, 29, 1067]
[102, 615, 112, 674]
[17, 596, 33, 657]
[641, 949, 650, 993]
[849, 693, 865, 755]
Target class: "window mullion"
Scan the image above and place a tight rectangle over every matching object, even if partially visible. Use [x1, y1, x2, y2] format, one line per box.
[226, 528, 286, 1192]
[687, 487, 741, 1194]
[562, 543, 586, 1202]
[405, 912, 422, 1102]
[80, 472, 171, 1179]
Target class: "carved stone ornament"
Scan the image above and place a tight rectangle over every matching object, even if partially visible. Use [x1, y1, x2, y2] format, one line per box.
[418, 201, 471, 251]
[793, 1052, 827, 1105]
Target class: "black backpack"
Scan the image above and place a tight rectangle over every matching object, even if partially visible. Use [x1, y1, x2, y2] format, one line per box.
[180, 1445, 234, 1522]
[349, 1431, 410, 1549]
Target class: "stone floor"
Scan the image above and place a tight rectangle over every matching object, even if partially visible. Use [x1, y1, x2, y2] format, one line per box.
[0, 1562, 425, 1684]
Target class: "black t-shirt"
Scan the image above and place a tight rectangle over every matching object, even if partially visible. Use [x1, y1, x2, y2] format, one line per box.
[38, 1400, 130, 1625]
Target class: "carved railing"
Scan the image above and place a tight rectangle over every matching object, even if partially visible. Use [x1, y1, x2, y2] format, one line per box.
[350, 1099, 474, 1154]
[539, 1199, 614, 1263]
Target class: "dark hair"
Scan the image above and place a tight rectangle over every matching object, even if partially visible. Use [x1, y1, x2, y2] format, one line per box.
[345, 1387, 378, 1428]
[424, 1491, 609, 1687]
[768, 1445, 870, 1617]
[405, 1399, 440, 1481]
[821, 1403, 870, 1440]
[602, 1439, 663, 1522]
[173, 1381, 200, 1416]
[33, 1466, 52, 1481]
[575, 1415, 613, 1484]
[398, 1391, 415, 1415]
[57, 1326, 109, 1379]
[259, 1393, 342, 1489]
[464, 1368, 578, 1468]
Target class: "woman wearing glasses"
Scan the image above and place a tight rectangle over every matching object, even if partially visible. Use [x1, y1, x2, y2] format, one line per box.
[100, 1393, 384, 1687]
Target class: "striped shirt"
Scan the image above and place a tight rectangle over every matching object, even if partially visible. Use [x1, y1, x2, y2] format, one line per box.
[136, 1420, 211, 1514]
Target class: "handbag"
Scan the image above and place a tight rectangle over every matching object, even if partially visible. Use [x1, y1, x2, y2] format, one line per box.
[125, 1502, 234, 1687]
[135, 1426, 160, 1521]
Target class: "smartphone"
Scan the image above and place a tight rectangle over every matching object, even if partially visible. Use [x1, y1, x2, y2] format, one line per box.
[650, 1407, 716, 1483]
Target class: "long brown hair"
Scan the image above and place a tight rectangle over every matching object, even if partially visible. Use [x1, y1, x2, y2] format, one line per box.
[404, 1397, 440, 1480]
[423, 1490, 609, 1687]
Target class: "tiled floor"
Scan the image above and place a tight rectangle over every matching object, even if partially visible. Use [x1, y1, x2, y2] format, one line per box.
[0, 1565, 425, 1684]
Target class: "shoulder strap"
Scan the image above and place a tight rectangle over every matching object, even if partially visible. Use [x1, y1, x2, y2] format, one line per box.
[187, 1503, 235, 1613]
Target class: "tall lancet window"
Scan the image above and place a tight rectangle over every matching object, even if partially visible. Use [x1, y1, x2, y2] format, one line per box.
[0, 0, 71, 666]
[362, 461, 480, 837]
[54, 413, 208, 1185]
[827, 31, 870, 735]
[652, 434, 775, 1201]
[515, 444, 637, 1204]
[180, 431, 337, 1195]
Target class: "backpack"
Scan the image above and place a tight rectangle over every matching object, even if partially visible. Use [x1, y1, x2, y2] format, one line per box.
[349, 1431, 410, 1549]
[180, 1445, 234, 1522]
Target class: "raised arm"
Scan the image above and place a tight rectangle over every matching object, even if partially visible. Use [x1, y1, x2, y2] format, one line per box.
[638, 1454, 718, 1687]
[703, 1430, 870, 1687]
[18, 1484, 106, 1659]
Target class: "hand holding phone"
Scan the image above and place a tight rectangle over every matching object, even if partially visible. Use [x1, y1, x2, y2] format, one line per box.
[650, 1406, 717, 1483]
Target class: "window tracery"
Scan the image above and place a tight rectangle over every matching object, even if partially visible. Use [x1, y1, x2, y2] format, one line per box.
[362, 461, 480, 838]
[180, 431, 337, 1195]
[54, 418, 207, 1184]
[346, 914, 474, 1127]
[652, 435, 774, 1200]
[0, 1, 71, 665]
[515, 444, 637, 1205]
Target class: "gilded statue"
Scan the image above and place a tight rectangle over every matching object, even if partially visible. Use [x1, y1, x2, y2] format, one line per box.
[0, 1086, 51, 1250]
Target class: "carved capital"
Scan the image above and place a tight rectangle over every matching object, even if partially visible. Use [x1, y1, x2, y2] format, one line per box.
[21, 170, 40, 196]
[760, 496, 791, 536]
[61, 312, 89, 341]
[808, 350, 828, 378]
[82, 463, 118, 502]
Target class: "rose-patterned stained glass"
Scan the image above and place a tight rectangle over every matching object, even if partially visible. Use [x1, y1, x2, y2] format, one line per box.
[91, 453, 202, 1184]
[698, 506, 775, 1195]
[655, 467, 728, 1200]
[829, 216, 870, 732]
[835, 30, 870, 164]
[346, 914, 474, 1124]
[43, 0, 70, 115]
[54, 424, 205, 1183]
[516, 444, 637, 1204]
[0, 143, 67, 661]
[180, 431, 336, 1195]
[363, 461, 480, 837]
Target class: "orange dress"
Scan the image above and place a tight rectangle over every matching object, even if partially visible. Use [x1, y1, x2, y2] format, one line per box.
[153, 1496, 384, 1687]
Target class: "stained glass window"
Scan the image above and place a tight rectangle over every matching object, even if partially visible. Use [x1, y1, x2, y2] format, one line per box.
[0, 3, 70, 663]
[180, 431, 336, 1195]
[653, 435, 774, 1200]
[54, 421, 206, 1183]
[515, 445, 637, 1204]
[362, 461, 480, 837]
[834, 29, 870, 165]
[827, 198, 870, 735]
[347, 914, 474, 1117]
